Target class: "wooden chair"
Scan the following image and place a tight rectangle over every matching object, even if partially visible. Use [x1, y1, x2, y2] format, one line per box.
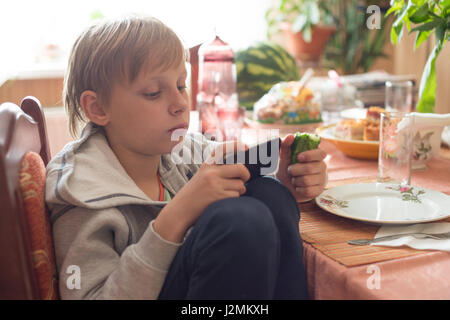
[0, 96, 58, 299]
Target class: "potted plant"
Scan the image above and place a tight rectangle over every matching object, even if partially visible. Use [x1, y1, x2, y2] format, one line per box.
[388, 0, 449, 113]
[266, 0, 336, 62]
[323, 0, 392, 74]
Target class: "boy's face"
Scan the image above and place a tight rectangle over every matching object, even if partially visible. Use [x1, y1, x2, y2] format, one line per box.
[104, 61, 190, 156]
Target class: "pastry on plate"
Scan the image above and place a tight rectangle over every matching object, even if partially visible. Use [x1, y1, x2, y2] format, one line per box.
[333, 106, 385, 141]
[363, 124, 380, 141]
[366, 106, 386, 122]
[334, 119, 365, 140]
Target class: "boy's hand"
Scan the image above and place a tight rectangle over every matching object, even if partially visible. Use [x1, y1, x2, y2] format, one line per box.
[276, 134, 327, 202]
[154, 141, 250, 242]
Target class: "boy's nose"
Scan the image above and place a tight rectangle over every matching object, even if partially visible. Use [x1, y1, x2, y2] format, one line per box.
[168, 90, 188, 116]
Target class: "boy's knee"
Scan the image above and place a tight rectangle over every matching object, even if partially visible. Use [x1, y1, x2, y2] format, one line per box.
[198, 197, 278, 246]
[245, 176, 299, 213]
[246, 176, 288, 196]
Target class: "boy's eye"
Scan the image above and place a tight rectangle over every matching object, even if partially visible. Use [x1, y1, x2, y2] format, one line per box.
[144, 91, 161, 99]
[143, 85, 186, 99]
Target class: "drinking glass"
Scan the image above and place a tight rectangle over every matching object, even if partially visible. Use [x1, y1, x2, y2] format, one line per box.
[385, 80, 413, 113]
[378, 112, 413, 185]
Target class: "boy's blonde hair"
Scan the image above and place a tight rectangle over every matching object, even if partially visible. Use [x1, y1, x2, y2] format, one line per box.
[63, 15, 187, 138]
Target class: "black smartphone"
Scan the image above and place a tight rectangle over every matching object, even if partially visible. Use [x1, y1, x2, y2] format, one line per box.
[222, 137, 281, 180]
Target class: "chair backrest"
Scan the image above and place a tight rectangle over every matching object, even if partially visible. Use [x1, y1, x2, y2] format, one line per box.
[0, 97, 58, 299]
[20, 97, 51, 166]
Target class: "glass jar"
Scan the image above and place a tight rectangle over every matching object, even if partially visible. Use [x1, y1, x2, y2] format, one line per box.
[197, 35, 241, 141]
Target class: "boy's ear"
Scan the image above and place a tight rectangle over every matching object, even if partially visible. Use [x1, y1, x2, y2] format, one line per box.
[80, 90, 110, 126]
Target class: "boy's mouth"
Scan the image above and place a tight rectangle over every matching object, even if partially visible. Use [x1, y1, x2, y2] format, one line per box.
[168, 123, 189, 132]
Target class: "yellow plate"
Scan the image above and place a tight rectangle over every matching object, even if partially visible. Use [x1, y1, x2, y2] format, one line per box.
[316, 124, 379, 160]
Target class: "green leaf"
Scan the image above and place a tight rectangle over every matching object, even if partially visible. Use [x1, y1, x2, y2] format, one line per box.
[307, 2, 321, 25]
[391, 4, 409, 43]
[303, 24, 312, 43]
[386, 0, 404, 17]
[90, 9, 104, 21]
[395, 3, 409, 24]
[435, 22, 446, 45]
[292, 14, 307, 33]
[417, 43, 443, 113]
[391, 25, 398, 44]
[410, 19, 442, 32]
[391, 21, 404, 44]
[386, 6, 397, 17]
[409, 3, 430, 23]
[442, 0, 450, 11]
[415, 30, 432, 49]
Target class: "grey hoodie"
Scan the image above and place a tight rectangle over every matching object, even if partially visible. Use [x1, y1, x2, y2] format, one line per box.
[45, 122, 218, 299]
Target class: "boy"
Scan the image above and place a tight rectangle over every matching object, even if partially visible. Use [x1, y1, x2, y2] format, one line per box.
[46, 15, 327, 299]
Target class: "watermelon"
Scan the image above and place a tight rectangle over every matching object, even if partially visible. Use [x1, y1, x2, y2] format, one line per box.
[235, 42, 300, 110]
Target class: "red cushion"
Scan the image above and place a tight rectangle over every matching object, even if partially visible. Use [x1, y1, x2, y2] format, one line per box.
[19, 152, 59, 300]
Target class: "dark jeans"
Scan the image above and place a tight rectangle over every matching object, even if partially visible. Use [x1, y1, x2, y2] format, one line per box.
[158, 176, 308, 300]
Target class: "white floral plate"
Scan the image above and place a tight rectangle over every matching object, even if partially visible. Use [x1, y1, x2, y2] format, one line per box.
[315, 183, 450, 224]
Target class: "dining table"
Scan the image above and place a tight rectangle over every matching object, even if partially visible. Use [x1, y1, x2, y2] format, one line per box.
[240, 118, 449, 299]
[297, 138, 450, 300]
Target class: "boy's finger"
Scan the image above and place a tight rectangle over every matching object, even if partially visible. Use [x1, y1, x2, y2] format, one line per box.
[206, 141, 248, 164]
[291, 172, 325, 188]
[281, 134, 295, 149]
[219, 164, 251, 182]
[224, 140, 248, 154]
[296, 148, 326, 162]
[293, 185, 324, 200]
[221, 178, 247, 193]
[278, 134, 295, 169]
[288, 161, 326, 176]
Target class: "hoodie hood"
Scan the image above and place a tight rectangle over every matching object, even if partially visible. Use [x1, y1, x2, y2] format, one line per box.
[45, 122, 214, 214]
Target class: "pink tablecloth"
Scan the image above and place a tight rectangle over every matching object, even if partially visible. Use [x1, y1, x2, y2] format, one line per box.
[303, 140, 450, 299]
[303, 242, 450, 299]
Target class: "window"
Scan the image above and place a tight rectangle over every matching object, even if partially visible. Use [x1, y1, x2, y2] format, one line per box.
[0, 0, 272, 81]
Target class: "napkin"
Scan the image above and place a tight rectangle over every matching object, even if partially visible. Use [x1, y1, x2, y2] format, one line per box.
[371, 222, 450, 252]
[410, 113, 450, 157]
